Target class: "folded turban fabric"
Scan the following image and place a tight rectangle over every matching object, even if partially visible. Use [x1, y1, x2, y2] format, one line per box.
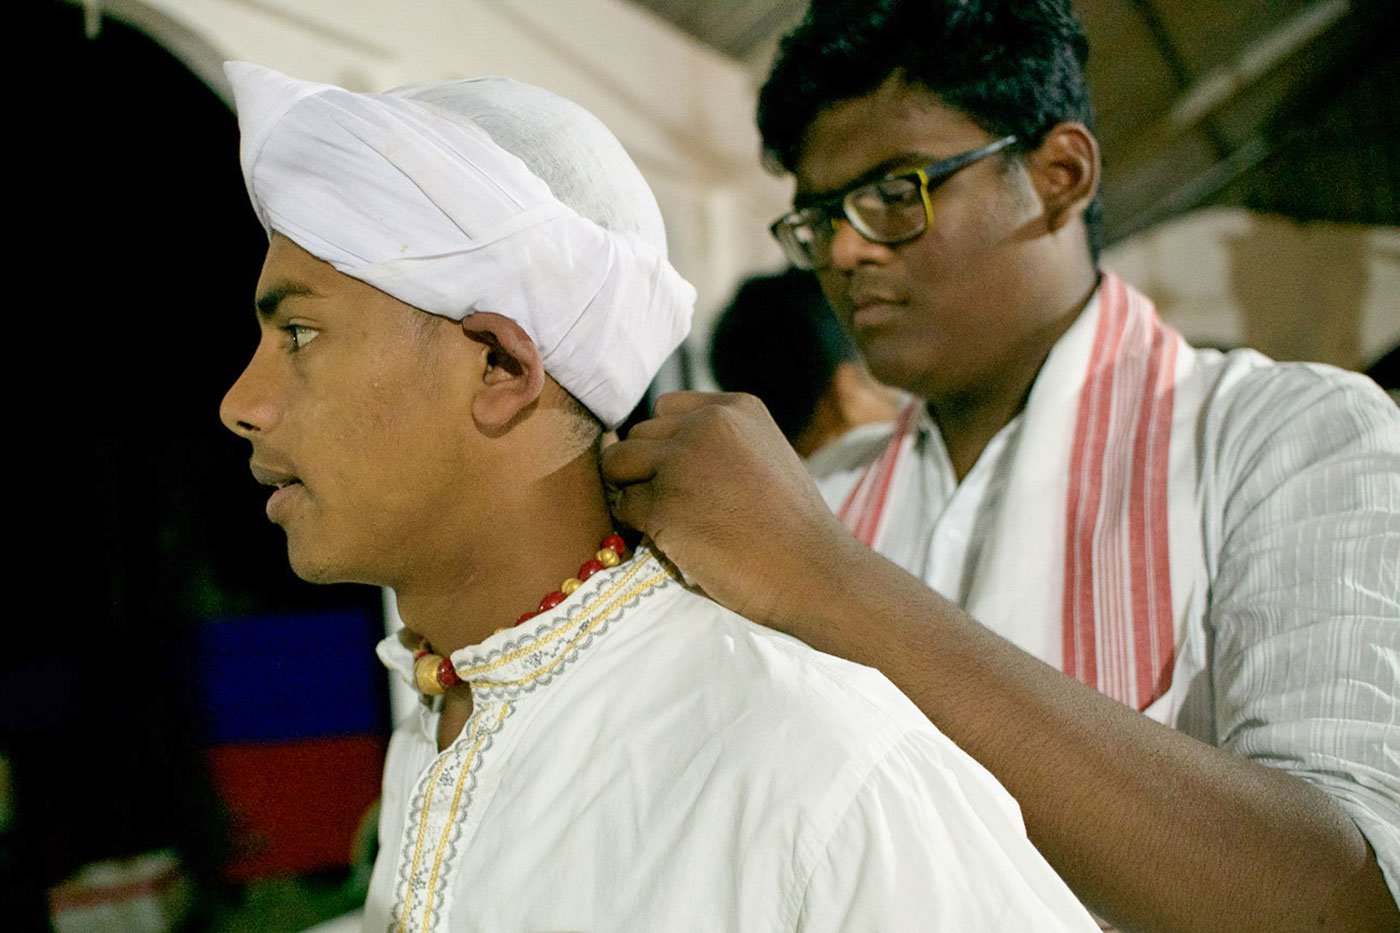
[225, 62, 696, 429]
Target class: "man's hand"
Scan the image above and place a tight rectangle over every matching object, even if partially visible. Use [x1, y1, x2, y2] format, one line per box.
[602, 391, 859, 626]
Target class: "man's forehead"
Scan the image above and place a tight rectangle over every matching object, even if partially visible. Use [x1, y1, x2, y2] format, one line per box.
[792, 150, 936, 207]
[254, 234, 387, 318]
[256, 232, 363, 294]
[792, 81, 985, 200]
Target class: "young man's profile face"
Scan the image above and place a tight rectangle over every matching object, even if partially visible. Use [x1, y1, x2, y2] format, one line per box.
[795, 78, 1056, 404]
[220, 234, 483, 587]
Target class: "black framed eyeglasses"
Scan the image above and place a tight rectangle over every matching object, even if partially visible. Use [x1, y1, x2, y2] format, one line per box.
[769, 135, 1018, 270]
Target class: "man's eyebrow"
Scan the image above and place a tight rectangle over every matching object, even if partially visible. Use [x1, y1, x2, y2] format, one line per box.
[254, 282, 317, 320]
[794, 153, 937, 209]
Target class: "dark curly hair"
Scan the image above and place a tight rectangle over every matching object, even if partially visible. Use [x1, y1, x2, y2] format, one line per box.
[758, 0, 1102, 259]
[709, 267, 856, 444]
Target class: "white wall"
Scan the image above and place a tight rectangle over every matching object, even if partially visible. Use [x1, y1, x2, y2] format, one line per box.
[1104, 206, 1399, 370]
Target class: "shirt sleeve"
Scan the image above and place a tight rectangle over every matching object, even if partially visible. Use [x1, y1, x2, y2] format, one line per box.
[794, 730, 1097, 932]
[1207, 364, 1400, 903]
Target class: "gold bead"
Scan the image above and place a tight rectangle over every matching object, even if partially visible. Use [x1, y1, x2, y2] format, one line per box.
[561, 577, 581, 595]
[597, 548, 621, 568]
[415, 654, 447, 695]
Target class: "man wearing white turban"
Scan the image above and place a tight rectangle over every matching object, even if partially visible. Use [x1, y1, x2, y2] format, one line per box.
[219, 62, 1098, 932]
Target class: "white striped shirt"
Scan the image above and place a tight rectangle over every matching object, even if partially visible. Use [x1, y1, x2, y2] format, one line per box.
[810, 315, 1400, 903]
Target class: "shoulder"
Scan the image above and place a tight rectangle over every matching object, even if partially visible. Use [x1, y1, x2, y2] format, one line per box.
[643, 585, 1045, 849]
[595, 583, 1093, 928]
[1189, 354, 1400, 523]
[631, 583, 983, 777]
[805, 419, 903, 509]
[806, 420, 899, 481]
[1193, 352, 1398, 457]
[795, 729, 1097, 931]
[1189, 354, 1400, 683]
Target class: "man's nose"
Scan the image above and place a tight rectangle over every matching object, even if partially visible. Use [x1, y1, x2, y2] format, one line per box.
[826, 219, 895, 271]
[219, 352, 278, 438]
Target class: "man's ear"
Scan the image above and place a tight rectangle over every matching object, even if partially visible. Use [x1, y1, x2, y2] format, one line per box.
[1024, 122, 1100, 233]
[459, 312, 545, 431]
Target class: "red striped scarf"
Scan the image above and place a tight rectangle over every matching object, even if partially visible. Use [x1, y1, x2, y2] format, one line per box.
[837, 274, 1180, 710]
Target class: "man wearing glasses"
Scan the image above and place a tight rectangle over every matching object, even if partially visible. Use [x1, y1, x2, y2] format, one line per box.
[768, 134, 1017, 275]
[605, 1, 1400, 930]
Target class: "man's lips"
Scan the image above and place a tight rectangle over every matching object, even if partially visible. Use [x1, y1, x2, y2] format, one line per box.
[250, 461, 300, 488]
[848, 290, 904, 328]
[250, 460, 305, 521]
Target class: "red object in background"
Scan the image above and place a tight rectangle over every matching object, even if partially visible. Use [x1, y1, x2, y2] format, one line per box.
[205, 736, 385, 881]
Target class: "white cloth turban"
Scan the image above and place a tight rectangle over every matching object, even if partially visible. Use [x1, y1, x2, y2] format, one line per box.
[226, 62, 695, 428]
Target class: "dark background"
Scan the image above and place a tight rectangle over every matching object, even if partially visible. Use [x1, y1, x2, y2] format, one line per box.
[4, 3, 384, 926]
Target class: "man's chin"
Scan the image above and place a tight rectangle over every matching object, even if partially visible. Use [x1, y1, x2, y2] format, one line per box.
[287, 559, 341, 585]
[864, 351, 935, 399]
[861, 343, 968, 403]
[281, 526, 395, 588]
[284, 541, 352, 585]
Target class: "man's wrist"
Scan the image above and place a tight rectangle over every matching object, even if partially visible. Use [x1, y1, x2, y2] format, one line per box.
[771, 522, 893, 649]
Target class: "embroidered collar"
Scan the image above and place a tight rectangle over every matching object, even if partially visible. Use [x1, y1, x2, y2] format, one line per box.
[377, 545, 676, 701]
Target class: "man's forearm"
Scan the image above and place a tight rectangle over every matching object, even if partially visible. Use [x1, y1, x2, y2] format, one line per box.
[790, 536, 1398, 933]
[601, 392, 1397, 930]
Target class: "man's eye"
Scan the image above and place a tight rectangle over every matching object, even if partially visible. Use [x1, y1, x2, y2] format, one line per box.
[847, 180, 919, 218]
[286, 324, 319, 351]
[868, 178, 921, 207]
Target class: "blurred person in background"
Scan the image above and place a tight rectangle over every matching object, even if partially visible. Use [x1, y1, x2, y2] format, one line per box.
[1367, 344, 1399, 405]
[218, 63, 1099, 931]
[710, 267, 902, 457]
[603, 1, 1400, 930]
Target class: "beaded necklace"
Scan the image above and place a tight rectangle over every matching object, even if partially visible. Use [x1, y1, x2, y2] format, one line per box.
[406, 533, 629, 695]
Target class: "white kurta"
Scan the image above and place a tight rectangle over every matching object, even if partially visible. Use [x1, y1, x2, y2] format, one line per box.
[809, 279, 1400, 903]
[364, 547, 1098, 932]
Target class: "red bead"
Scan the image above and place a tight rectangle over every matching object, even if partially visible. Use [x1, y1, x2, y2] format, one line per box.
[577, 558, 607, 581]
[601, 534, 627, 556]
[538, 591, 566, 611]
[515, 610, 537, 626]
[436, 657, 461, 688]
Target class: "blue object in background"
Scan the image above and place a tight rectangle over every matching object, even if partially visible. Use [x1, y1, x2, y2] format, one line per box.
[195, 607, 390, 879]
[197, 608, 389, 745]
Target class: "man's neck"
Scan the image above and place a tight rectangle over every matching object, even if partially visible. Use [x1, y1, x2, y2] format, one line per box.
[392, 445, 616, 657]
[931, 269, 1099, 482]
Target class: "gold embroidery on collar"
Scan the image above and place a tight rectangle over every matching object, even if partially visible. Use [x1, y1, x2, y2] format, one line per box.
[396, 739, 458, 931]
[480, 569, 671, 689]
[456, 552, 671, 679]
[394, 703, 511, 932]
[419, 704, 509, 933]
